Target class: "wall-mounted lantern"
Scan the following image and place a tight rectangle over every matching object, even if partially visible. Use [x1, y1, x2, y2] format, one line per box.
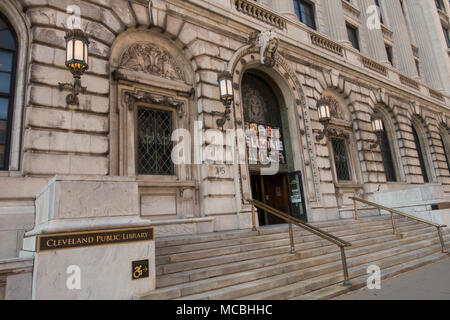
[216, 71, 234, 128]
[370, 118, 384, 149]
[316, 101, 331, 141]
[58, 29, 90, 105]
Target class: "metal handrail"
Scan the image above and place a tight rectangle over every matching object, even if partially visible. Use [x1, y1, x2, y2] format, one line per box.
[248, 199, 352, 286]
[350, 196, 447, 253]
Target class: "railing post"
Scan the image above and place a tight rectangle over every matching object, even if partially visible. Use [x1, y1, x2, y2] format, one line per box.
[251, 203, 257, 231]
[340, 246, 351, 286]
[390, 211, 398, 235]
[437, 227, 447, 253]
[353, 199, 359, 220]
[289, 223, 296, 254]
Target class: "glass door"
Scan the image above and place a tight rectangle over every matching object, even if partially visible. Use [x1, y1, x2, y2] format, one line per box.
[286, 171, 307, 222]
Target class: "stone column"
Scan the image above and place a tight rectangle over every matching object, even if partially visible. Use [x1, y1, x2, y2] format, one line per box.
[271, 0, 297, 20]
[358, 0, 389, 63]
[323, 0, 349, 44]
[406, 0, 448, 92]
[384, 0, 419, 77]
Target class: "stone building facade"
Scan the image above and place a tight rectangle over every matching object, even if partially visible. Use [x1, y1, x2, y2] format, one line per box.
[0, 0, 449, 265]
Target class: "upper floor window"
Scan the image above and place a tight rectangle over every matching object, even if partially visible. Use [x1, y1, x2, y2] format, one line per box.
[375, 0, 384, 24]
[435, 0, 443, 10]
[443, 26, 450, 48]
[0, 14, 17, 170]
[346, 23, 360, 51]
[293, 0, 316, 30]
[385, 44, 393, 65]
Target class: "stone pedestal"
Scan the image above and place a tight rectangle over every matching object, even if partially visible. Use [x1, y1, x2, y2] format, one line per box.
[20, 176, 156, 300]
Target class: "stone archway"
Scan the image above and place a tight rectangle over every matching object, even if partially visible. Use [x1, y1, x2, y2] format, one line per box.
[226, 38, 323, 222]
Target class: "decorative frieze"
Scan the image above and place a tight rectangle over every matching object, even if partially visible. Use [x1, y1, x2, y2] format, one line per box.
[119, 42, 186, 82]
[234, 0, 287, 30]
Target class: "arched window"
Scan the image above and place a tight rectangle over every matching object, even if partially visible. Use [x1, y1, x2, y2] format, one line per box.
[379, 119, 397, 182]
[0, 13, 17, 170]
[412, 125, 429, 183]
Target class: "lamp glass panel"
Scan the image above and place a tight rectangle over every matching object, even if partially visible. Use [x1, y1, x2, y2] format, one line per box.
[84, 43, 88, 64]
[74, 39, 84, 61]
[66, 39, 73, 62]
[226, 79, 233, 96]
[220, 79, 227, 97]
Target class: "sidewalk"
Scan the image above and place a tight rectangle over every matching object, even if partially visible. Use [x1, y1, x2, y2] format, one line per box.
[334, 257, 450, 300]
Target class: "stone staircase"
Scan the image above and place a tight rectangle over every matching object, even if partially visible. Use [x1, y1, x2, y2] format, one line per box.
[136, 215, 450, 300]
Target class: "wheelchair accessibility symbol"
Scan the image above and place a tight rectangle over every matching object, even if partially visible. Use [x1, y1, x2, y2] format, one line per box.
[132, 260, 149, 280]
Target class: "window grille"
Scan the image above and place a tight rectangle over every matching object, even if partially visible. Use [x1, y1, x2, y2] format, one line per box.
[137, 107, 174, 175]
[412, 126, 429, 183]
[380, 126, 397, 182]
[331, 138, 351, 181]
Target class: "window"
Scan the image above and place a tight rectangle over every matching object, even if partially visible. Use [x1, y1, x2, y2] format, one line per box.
[293, 0, 316, 30]
[346, 23, 360, 51]
[412, 126, 429, 183]
[443, 26, 450, 48]
[137, 106, 174, 175]
[385, 44, 393, 65]
[415, 59, 421, 77]
[331, 138, 351, 181]
[439, 134, 450, 171]
[0, 14, 17, 170]
[375, 0, 384, 24]
[379, 121, 397, 182]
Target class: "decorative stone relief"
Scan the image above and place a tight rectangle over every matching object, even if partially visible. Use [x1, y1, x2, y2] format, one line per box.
[319, 96, 349, 121]
[119, 42, 186, 81]
[249, 29, 279, 67]
[123, 89, 185, 118]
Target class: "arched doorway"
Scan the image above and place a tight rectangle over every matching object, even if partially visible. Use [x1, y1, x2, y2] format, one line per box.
[242, 71, 307, 225]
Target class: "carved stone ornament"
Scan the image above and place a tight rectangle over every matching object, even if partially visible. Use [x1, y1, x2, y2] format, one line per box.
[119, 42, 185, 81]
[319, 96, 347, 121]
[326, 128, 350, 139]
[249, 29, 279, 67]
[123, 90, 185, 118]
[439, 112, 448, 128]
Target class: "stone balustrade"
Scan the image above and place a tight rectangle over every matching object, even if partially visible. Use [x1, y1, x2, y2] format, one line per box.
[361, 56, 388, 76]
[430, 88, 445, 101]
[234, 0, 287, 30]
[310, 32, 344, 56]
[399, 74, 420, 90]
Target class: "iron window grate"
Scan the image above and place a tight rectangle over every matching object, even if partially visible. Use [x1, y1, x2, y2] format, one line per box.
[137, 107, 174, 175]
[331, 138, 351, 181]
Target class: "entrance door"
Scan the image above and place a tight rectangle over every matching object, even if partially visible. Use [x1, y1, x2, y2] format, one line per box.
[251, 172, 307, 226]
[243, 71, 308, 226]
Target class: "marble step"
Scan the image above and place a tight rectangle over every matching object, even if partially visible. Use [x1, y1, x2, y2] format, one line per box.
[181, 237, 444, 300]
[155, 216, 402, 249]
[241, 243, 448, 300]
[292, 252, 449, 300]
[157, 222, 438, 288]
[138, 231, 442, 299]
[156, 224, 439, 289]
[156, 222, 433, 276]
[155, 216, 415, 258]
[155, 222, 434, 287]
